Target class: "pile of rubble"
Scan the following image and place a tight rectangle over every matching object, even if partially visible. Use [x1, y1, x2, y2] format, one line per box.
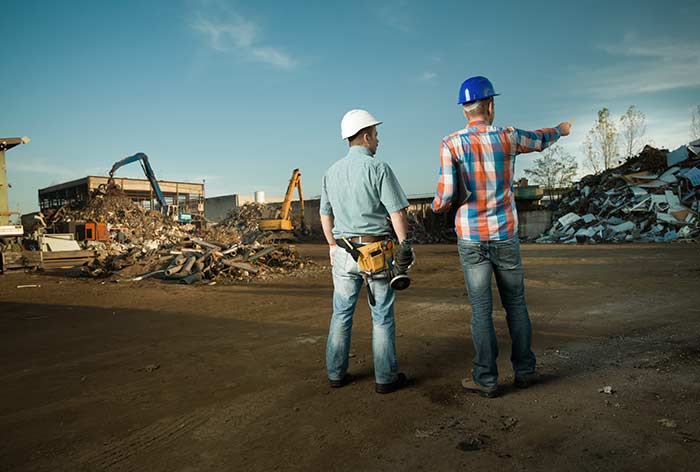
[83, 237, 308, 284]
[537, 140, 700, 244]
[47, 186, 313, 283]
[207, 203, 269, 245]
[407, 210, 455, 244]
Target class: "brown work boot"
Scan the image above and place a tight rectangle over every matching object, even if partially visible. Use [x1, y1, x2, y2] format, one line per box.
[461, 378, 499, 398]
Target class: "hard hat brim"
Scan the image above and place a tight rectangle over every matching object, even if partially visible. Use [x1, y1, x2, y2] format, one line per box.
[341, 120, 382, 140]
[458, 93, 500, 105]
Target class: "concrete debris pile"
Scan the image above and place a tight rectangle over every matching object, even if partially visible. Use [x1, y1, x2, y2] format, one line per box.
[50, 184, 193, 253]
[83, 238, 309, 284]
[537, 141, 700, 244]
[210, 203, 269, 245]
[407, 210, 455, 244]
[48, 186, 312, 283]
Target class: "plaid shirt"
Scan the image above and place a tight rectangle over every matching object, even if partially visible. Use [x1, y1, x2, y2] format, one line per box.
[432, 120, 561, 241]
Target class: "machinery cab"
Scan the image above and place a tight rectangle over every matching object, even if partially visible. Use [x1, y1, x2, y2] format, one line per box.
[166, 204, 192, 223]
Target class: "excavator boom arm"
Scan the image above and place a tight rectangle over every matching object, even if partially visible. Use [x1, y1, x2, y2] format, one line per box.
[279, 169, 302, 220]
[108, 152, 168, 212]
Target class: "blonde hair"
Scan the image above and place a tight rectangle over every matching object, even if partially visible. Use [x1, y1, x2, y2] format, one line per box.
[462, 97, 492, 118]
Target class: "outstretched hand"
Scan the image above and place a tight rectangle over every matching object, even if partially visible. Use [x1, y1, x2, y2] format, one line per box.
[558, 119, 575, 136]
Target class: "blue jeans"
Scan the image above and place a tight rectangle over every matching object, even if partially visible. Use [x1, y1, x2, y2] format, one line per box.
[326, 248, 399, 384]
[457, 237, 536, 389]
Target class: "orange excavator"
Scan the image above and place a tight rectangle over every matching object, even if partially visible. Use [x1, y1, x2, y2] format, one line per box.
[259, 168, 307, 237]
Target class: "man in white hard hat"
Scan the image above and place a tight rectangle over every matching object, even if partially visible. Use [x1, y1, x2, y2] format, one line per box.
[319, 109, 414, 394]
[432, 76, 572, 398]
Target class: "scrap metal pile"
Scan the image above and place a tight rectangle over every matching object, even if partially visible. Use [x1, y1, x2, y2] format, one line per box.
[49, 186, 312, 283]
[407, 210, 455, 244]
[537, 140, 700, 244]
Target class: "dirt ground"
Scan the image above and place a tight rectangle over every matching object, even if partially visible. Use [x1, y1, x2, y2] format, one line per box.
[1, 243, 699, 471]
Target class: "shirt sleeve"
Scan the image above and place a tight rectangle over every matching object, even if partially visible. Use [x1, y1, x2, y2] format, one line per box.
[431, 140, 457, 213]
[319, 174, 333, 216]
[513, 126, 561, 154]
[378, 164, 409, 213]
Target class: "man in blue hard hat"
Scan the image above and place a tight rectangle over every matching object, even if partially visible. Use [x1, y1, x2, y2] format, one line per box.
[319, 109, 415, 394]
[432, 76, 572, 398]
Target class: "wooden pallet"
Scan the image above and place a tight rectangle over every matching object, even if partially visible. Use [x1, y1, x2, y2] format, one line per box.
[0, 250, 99, 272]
[40, 250, 96, 270]
[1, 251, 42, 272]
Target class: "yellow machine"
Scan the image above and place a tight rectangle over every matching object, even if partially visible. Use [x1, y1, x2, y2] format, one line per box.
[259, 169, 306, 234]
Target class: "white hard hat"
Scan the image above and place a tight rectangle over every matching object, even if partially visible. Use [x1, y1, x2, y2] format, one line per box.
[340, 109, 382, 140]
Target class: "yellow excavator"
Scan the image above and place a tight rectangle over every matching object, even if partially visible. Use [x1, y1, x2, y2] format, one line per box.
[259, 168, 307, 237]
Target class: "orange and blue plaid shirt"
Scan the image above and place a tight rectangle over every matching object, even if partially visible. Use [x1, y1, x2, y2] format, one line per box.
[432, 120, 561, 241]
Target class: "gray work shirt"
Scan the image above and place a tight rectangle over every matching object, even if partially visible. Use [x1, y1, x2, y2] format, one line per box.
[320, 145, 409, 238]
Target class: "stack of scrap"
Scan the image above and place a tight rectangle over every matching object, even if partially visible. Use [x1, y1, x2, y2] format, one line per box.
[84, 238, 308, 283]
[208, 203, 268, 245]
[407, 210, 455, 244]
[537, 140, 700, 244]
[47, 186, 312, 283]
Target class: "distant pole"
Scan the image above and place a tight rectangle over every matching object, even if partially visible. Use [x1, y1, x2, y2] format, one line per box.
[0, 136, 30, 225]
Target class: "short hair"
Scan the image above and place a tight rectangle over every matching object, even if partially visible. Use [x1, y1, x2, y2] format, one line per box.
[462, 97, 492, 118]
[348, 125, 374, 144]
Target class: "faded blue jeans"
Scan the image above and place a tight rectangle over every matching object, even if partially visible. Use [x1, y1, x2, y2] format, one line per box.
[458, 237, 536, 389]
[326, 248, 399, 384]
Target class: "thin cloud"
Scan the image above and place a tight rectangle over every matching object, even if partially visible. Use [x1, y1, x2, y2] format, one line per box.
[252, 46, 297, 69]
[585, 36, 700, 98]
[375, 1, 414, 33]
[9, 160, 79, 178]
[191, 12, 297, 69]
[192, 17, 256, 51]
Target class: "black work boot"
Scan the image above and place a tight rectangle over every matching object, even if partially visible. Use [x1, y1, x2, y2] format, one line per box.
[514, 372, 540, 389]
[329, 374, 354, 388]
[375, 373, 407, 394]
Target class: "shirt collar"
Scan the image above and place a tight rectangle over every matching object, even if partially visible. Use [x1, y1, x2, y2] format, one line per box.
[468, 119, 488, 128]
[348, 145, 374, 158]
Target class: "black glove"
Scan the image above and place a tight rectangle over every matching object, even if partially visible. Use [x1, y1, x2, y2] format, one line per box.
[394, 240, 415, 273]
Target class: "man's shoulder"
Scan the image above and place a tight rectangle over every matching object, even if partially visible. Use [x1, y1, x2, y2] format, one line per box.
[325, 155, 351, 173]
[442, 129, 466, 143]
[443, 125, 516, 140]
[325, 154, 383, 175]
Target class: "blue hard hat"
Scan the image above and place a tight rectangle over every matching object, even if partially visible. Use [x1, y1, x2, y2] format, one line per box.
[458, 76, 500, 104]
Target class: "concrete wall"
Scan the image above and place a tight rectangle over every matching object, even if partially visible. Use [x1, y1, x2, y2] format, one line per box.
[204, 193, 286, 221]
[517, 209, 553, 239]
[205, 193, 552, 241]
[204, 195, 239, 221]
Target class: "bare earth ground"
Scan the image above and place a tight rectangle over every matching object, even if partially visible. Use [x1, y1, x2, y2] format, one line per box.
[1, 243, 699, 472]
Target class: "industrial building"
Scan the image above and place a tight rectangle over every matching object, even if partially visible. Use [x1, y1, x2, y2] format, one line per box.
[38, 176, 205, 216]
[204, 192, 284, 221]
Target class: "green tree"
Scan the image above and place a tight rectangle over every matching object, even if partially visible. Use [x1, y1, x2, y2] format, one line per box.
[524, 145, 578, 203]
[619, 105, 646, 158]
[582, 107, 619, 174]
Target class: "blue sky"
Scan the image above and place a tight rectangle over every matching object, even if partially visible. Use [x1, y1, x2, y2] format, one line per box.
[2, 0, 699, 214]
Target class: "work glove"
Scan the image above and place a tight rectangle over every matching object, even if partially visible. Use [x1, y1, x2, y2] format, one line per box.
[394, 240, 415, 273]
[329, 244, 337, 266]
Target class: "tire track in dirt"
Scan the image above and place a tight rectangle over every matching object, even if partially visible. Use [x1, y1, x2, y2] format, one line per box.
[72, 386, 292, 471]
[75, 409, 209, 471]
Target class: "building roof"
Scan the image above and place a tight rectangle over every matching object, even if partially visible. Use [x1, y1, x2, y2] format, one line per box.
[39, 175, 204, 194]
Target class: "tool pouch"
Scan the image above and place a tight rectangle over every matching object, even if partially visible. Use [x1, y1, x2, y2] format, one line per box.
[337, 238, 395, 275]
[357, 240, 394, 274]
